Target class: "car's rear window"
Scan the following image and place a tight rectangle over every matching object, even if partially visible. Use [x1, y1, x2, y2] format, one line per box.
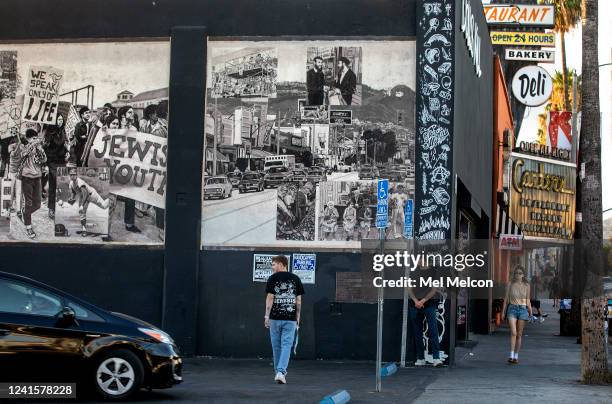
[207, 177, 227, 184]
[269, 167, 287, 173]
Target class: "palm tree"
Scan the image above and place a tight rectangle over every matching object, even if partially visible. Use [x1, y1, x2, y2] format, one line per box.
[539, 0, 582, 111]
[546, 70, 581, 112]
[577, 0, 610, 384]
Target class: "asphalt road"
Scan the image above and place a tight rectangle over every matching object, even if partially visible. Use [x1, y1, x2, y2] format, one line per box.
[201, 170, 358, 246]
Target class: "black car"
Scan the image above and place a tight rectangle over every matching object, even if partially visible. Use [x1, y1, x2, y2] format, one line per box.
[0, 271, 182, 400]
[238, 172, 264, 193]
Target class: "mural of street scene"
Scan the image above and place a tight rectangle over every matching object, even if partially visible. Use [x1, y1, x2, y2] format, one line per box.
[202, 39, 417, 248]
[0, 42, 169, 244]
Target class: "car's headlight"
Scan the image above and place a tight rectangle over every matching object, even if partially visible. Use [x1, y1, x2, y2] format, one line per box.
[139, 327, 173, 344]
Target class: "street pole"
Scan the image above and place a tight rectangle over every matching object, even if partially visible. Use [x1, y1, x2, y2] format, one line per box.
[277, 109, 281, 155]
[213, 96, 218, 176]
[375, 226, 385, 392]
[400, 238, 412, 367]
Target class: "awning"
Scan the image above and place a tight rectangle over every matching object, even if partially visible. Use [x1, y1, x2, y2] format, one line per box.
[205, 148, 230, 163]
[249, 149, 275, 158]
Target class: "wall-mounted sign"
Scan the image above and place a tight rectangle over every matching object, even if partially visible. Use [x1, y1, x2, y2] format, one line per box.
[499, 234, 523, 251]
[461, 0, 482, 77]
[329, 110, 352, 124]
[484, 4, 554, 27]
[252, 254, 292, 282]
[291, 253, 316, 284]
[509, 155, 576, 240]
[511, 65, 553, 107]
[491, 31, 555, 47]
[505, 48, 555, 63]
[518, 141, 570, 162]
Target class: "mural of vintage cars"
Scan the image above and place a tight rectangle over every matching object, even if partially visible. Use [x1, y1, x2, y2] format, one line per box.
[226, 172, 242, 188]
[291, 169, 309, 183]
[358, 164, 379, 180]
[306, 166, 327, 184]
[204, 175, 233, 199]
[238, 172, 265, 193]
[264, 166, 293, 188]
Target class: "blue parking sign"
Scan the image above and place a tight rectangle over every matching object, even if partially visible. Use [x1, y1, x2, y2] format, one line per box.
[404, 199, 414, 239]
[376, 179, 389, 229]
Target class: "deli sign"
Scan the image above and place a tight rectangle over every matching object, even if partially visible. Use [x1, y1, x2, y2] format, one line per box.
[484, 4, 554, 27]
[511, 65, 553, 107]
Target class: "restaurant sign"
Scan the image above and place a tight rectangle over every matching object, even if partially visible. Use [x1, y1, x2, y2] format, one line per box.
[484, 4, 555, 27]
[509, 154, 576, 240]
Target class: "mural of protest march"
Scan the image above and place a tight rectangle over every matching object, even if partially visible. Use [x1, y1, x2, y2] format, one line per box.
[0, 41, 170, 244]
[201, 39, 417, 249]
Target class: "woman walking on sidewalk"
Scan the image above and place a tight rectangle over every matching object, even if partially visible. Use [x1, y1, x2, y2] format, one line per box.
[501, 265, 532, 364]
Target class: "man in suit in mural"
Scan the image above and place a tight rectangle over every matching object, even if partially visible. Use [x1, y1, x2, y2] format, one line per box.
[306, 56, 327, 105]
[332, 56, 357, 105]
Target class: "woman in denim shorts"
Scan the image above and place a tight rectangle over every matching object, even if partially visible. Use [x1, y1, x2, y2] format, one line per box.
[501, 266, 532, 364]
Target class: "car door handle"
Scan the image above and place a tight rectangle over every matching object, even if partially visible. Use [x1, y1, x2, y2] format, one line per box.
[0, 329, 10, 336]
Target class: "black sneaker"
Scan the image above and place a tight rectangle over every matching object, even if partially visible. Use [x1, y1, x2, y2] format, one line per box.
[125, 225, 141, 233]
[26, 228, 36, 239]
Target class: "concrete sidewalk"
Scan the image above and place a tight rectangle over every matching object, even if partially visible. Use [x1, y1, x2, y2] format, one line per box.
[416, 300, 611, 404]
[62, 300, 610, 403]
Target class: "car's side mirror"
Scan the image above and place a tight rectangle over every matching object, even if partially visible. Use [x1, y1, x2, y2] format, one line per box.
[56, 306, 78, 327]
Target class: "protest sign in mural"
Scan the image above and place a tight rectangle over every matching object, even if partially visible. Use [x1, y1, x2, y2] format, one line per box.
[21, 66, 63, 124]
[88, 128, 167, 209]
[0, 97, 22, 139]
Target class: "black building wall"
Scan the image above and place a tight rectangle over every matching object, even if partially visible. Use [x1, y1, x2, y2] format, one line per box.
[198, 251, 411, 361]
[0, 0, 419, 357]
[452, 0, 494, 222]
[452, 0, 494, 337]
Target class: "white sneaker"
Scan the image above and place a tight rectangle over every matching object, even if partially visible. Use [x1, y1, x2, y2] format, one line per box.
[414, 359, 426, 366]
[432, 359, 443, 367]
[276, 372, 286, 384]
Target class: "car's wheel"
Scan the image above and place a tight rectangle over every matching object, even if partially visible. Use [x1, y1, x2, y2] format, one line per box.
[93, 349, 144, 400]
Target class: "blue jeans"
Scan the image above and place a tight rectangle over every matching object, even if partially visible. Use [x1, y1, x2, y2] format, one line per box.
[409, 304, 440, 360]
[269, 320, 297, 375]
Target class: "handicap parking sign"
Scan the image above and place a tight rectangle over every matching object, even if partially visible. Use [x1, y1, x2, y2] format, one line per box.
[376, 179, 389, 229]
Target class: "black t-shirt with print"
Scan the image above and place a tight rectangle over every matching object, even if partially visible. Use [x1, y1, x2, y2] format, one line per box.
[266, 271, 305, 321]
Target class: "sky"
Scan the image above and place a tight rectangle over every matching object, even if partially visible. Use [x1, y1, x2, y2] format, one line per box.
[0, 41, 170, 109]
[516, 0, 612, 219]
[207, 40, 416, 91]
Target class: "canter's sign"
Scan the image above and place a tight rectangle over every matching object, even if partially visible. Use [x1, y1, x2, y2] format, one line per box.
[490, 31, 555, 47]
[505, 48, 555, 63]
[484, 5, 554, 27]
[88, 128, 167, 209]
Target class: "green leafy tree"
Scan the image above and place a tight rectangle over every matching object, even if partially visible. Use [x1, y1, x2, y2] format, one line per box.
[539, 0, 583, 111]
